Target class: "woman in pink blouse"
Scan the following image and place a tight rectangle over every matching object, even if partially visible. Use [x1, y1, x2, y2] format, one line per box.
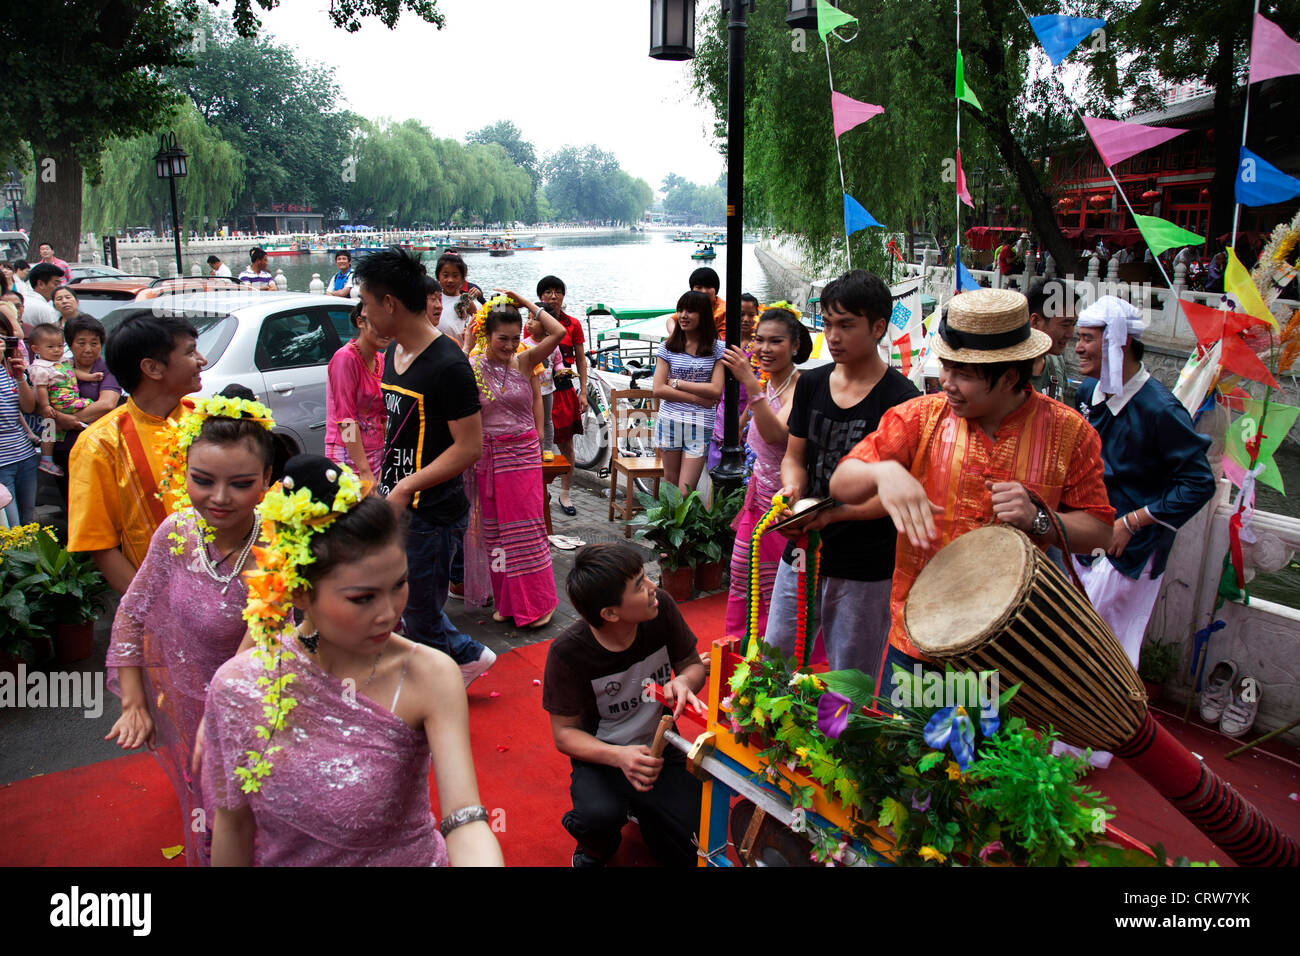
[325, 303, 390, 484]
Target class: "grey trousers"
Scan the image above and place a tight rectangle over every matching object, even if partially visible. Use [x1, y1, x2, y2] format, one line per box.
[541, 391, 555, 452]
[764, 557, 893, 680]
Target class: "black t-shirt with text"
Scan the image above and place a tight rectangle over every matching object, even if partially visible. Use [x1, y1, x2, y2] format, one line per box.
[542, 589, 698, 747]
[379, 333, 480, 524]
[783, 363, 920, 581]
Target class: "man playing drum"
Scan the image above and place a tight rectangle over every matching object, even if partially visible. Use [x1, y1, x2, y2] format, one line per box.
[827, 288, 1115, 687]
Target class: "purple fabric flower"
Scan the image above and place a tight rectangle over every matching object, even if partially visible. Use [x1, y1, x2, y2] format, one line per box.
[911, 791, 931, 812]
[817, 691, 852, 739]
[977, 840, 1005, 862]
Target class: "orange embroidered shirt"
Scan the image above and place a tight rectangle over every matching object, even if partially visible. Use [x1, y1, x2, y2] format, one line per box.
[844, 391, 1114, 657]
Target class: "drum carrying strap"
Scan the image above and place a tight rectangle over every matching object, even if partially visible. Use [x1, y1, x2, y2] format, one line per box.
[1024, 488, 1089, 596]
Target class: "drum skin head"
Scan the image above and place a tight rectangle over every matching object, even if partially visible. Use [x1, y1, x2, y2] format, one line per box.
[906, 525, 1032, 656]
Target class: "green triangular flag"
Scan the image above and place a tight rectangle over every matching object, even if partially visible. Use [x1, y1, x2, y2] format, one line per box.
[1133, 214, 1205, 257]
[1225, 399, 1300, 493]
[817, 0, 858, 43]
[955, 50, 983, 111]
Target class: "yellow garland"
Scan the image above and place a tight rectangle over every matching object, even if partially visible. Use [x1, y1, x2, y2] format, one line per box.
[156, 395, 276, 554]
[236, 464, 364, 793]
[747, 493, 786, 657]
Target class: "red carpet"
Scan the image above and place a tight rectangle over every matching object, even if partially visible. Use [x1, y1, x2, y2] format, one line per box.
[2, 590, 1296, 867]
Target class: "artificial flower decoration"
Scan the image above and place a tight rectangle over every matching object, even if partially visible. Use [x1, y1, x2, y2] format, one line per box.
[817, 690, 853, 739]
[925, 706, 976, 770]
[918, 845, 948, 864]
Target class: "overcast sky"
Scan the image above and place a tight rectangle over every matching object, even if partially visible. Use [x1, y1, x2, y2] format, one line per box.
[248, 0, 727, 193]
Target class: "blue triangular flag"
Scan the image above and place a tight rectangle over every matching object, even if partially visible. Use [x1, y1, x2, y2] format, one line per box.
[843, 193, 883, 236]
[955, 247, 980, 292]
[1237, 146, 1300, 206]
[1029, 14, 1107, 67]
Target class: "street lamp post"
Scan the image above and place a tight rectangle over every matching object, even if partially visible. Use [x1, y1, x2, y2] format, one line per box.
[154, 132, 189, 275]
[3, 172, 22, 232]
[650, 1, 838, 497]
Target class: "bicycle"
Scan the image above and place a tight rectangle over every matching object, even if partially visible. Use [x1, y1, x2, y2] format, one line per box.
[573, 346, 659, 498]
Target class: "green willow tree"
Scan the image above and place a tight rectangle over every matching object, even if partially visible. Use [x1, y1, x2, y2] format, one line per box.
[0, 0, 443, 258]
[469, 121, 541, 222]
[542, 146, 653, 223]
[81, 102, 244, 237]
[689, 1, 1087, 274]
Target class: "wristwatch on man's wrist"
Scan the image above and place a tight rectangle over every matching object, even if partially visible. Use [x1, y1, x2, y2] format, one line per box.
[1029, 505, 1051, 537]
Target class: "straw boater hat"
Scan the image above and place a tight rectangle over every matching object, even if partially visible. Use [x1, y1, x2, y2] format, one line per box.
[932, 288, 1052, 364]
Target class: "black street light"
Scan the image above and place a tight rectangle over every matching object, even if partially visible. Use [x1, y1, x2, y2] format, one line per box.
[4, 172, 22, 232]
[154, 131, 189, 275]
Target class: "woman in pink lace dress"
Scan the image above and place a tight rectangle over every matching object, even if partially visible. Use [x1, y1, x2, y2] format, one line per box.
[105, 389, 274, 866]
[464, 292, 565, 628]
[203, 459, 504, 866]
[719, 309, 813, 640]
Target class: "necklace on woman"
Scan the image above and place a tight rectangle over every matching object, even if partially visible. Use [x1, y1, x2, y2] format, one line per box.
[485, 357, 510, 399]
[194, 511, 260, 593]
[767, 368, 798, 402]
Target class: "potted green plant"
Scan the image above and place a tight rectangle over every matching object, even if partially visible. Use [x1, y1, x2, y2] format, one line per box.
[2, 528, 110, 664]
[629, 484, 706, 602]
[695, 487, 744, 593]
[1137, 639, 1180, 705]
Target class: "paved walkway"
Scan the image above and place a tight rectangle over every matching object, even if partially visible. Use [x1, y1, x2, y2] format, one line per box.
[0, 466, 689, 785]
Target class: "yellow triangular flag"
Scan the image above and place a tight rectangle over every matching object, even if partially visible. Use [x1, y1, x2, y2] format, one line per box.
[1225, 247, 1277, 328]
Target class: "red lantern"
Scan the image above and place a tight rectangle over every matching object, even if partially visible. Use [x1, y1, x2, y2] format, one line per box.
[1089, 194, 1108, 207]
[1200, 187, 1211, 199]
[1141, 189, 1160, 201]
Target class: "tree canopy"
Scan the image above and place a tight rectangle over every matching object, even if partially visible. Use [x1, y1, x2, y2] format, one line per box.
[541, 146, 653, 223]
[662, 176, 726, 225]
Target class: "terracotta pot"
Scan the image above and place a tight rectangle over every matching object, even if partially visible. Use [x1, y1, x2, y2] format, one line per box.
[1142, 679, 1163, 706]
[694, 560, 724, 593]
[55, 620, 95, 664]
[661, 566, 695, 603]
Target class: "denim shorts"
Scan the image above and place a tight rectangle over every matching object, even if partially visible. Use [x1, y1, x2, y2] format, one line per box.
[654, 415, 712, 458]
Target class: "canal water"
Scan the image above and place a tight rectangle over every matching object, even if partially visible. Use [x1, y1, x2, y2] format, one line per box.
[273, 231, 773, 332]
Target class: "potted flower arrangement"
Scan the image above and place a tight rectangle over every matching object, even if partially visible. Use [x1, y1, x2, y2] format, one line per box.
[1, 525, 110, 664]
[723, 640, 1186, 866]
[1137, 639, 1181, 705]
[629, 484, 711, 602]
[694, 487, 744, 593]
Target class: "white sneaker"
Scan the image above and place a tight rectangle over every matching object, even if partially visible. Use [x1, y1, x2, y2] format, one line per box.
[1199, 659, 1238, 723]
[459, 647, 496, 688]
[1219, 677, 1260, 738]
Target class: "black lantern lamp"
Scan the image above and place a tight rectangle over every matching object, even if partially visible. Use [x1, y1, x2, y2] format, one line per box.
[649, 0, 696, 60]
[786, 0, 840, 29]
[154, 132, 189, 274]
[3, 172, 21, 232]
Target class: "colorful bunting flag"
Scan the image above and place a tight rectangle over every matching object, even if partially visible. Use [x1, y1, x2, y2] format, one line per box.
[830, 91, 884, 138]
[1172, 340, 1221, 415]
[955, 148, 974, 208]
[1028, 14, 1107, 67]
[1082, 116, 1187, 168]
[817, 0, 858, 44]
[955, 248, 980, 292]
[1225, 399, 1300, 493]
[1133, 214, 1203, 257]
[1225, 247, 1278, 329]
[1236, 146, 1300, 206]
[955, 51, 982, 111]
[1221, 334, 1282, 391]
[1249, 13, 1300, 85]
[1179, 299, 1267, 348]
[843, 193, 883, 236]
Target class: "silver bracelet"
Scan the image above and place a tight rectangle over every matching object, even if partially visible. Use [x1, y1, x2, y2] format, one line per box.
[439, 804, 489, 836]
[1121, 512, 1136, 534]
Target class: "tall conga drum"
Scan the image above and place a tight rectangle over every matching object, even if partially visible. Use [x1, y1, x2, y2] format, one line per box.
[904, 524, 1146, 749]
[904, 524, 1298, 867]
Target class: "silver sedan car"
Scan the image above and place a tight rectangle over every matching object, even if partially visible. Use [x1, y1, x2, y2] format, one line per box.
[101, 290, 362, 474]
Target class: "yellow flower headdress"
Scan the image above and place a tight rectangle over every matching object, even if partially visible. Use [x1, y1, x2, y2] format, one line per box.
[469, 293, 545, 399]
[156, 394, 276, 554]
[237, 455, 365, 793]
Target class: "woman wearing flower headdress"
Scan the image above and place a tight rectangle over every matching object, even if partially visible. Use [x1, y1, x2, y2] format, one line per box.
[104, 384, 276, 866]
[203, 455, 504, 866]
[463, 291, 566, 628]
[719, 308, 813, 641]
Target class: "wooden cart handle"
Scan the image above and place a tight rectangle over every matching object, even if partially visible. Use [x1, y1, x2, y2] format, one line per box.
[649, 714, 674, 758]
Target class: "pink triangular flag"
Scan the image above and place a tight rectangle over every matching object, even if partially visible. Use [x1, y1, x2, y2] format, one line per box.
[831, 91, 884, 139]
[1082, 116, 1187, 168]
[1250, 13, 1300, 84]
[955, 148, 974, 209]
